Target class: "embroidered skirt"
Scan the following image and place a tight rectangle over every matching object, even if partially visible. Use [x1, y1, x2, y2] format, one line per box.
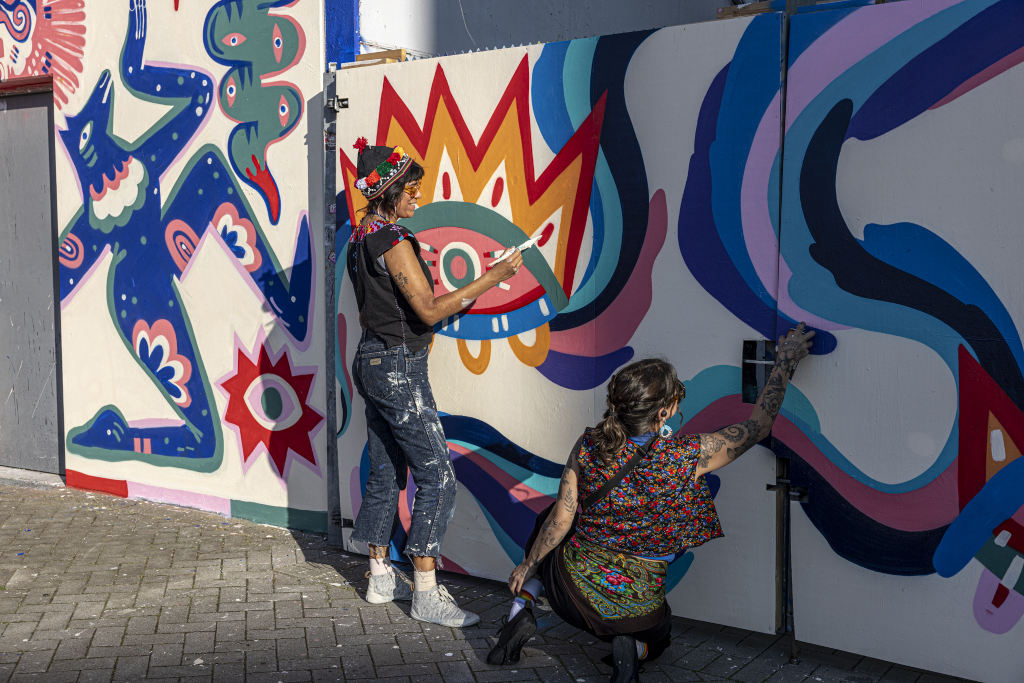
[553, 535, 668, 637]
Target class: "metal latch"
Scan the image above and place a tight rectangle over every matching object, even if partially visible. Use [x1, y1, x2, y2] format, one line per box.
[330, 96, 349, 112]
[742, 339, 776, 404]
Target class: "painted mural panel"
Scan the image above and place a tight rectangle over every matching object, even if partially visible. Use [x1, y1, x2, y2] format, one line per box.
[0, 0, 85, 107]
[335, 17, 784, 632]
[777, 1, 1024, 679]
[49, 0, 326, 527]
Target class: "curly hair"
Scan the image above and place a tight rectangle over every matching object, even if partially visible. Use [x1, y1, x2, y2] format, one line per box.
[590, 358, 685, 466]
[359, 161, 425, 221]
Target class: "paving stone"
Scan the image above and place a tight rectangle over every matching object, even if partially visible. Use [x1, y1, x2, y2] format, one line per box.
[310, 667, 344, 682]
[247, 671, 312, 682]
[92, 626, 125, 647]
[341, 653, 375, 679]
[474, 666, 541, 681]
[880, 667, 922, 682]
[854, 658, 893, 678]
[48, 656, 117, 672]
[245, 649, 278, 672]
[10, 671, 79, 682]
[182, 630, 213, 653]
[149, 641, 182, 667]
[13, 650, 53, 674]
[111, 655, 149, 680]
[703, 653, 754, 678]
[678, 644, 724, 671]
[810, 665, 881, 682]
[916, 674, 968, 683]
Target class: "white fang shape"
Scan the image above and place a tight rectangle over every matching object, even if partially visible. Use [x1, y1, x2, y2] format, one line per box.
[991, 429, 1007, 462]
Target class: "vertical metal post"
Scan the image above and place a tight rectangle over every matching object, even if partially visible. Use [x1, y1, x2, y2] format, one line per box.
[776, 0, 800, 662]
[323, 68, 343, 547]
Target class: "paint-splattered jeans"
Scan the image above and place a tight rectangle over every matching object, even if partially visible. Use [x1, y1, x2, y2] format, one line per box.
[350, 332, 456, 559]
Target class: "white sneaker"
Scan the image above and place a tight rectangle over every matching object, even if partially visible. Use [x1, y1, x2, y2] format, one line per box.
[410, 584, 480, 627]
[365, 568, 414, 604]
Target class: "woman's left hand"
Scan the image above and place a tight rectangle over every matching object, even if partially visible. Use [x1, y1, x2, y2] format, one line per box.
[508, 562, 537, 595]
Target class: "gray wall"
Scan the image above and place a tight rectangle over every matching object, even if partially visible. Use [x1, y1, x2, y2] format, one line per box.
[359, 0, 732, 56]
[0, 92, 62, 474]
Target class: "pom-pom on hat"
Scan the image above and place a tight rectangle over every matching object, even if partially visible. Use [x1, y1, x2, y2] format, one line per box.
[353, 137, 414, 200]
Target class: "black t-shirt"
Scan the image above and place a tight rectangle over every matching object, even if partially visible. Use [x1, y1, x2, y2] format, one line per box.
[347, 218, 434, 350]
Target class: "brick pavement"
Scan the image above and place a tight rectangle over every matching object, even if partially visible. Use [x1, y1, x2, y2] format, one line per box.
[0, 473, 974, 682]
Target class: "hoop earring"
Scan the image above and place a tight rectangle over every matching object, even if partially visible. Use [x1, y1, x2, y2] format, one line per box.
[660, 423, 673, 438]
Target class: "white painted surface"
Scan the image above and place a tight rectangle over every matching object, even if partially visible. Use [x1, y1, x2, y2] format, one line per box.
[792, 509, 1024, 683]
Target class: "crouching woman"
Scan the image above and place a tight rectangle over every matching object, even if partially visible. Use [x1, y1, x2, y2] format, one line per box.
[488, 324, 814, 681]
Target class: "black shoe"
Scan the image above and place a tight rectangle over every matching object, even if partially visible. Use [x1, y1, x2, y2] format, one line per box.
[486, 608, 537, 665]
[610, 635, 639, 682]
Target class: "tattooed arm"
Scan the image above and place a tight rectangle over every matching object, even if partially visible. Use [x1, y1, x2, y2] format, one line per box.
[694, 323, 815, 477]
[382, 240, 523, 325]
[508, 437, 584, 595]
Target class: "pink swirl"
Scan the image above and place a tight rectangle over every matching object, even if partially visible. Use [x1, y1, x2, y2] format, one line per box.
[1, 3, 32, 42]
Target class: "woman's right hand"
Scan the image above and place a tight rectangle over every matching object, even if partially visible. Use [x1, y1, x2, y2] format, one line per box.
[776, 322, 815, 368]
[508, 561, 537, 595]
[487, 248, 524, 284]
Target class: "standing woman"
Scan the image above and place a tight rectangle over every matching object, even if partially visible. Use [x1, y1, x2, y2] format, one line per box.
[346, 139, 523, 627]
[489, 324, 815, 681]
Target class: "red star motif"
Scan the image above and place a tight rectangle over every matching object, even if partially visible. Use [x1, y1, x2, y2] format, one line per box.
[220, 338, 323, 478]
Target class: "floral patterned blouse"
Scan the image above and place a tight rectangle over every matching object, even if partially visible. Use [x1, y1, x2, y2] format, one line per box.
[574, 431, 723, 557]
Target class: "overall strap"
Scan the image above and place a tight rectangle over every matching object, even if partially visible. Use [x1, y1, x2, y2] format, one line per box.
[580, 439, 654, 510]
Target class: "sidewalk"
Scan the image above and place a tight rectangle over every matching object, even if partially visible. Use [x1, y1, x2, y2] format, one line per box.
[0, 474, 972, 682]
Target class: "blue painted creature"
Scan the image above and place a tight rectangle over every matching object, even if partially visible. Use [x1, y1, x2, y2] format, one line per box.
[56, 0, 311, 471]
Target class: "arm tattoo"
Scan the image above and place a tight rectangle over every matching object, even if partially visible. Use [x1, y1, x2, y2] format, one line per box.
[699, 338, 805, 468]
[723, 418, 761, 460]
[524, 456, 578, 569]
[526, 514, 569, 570]
[698, 434, 724, 467]
[392, 271, 409, 292]
[561, 471, 577, 511]
[755, 365, 789, 423]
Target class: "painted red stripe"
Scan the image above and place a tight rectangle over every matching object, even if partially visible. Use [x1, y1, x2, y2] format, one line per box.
[992, 583, 1011, 609]
[66, 470, 128, 498]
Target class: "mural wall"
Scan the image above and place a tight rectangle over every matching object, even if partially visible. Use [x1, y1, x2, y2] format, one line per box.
[335, 1, 1024, 677]
[8, 0, 1023, 676]
[334, 17, 784, 634]
[775, 1, 1024, 680]
[27, 0, 327, 529]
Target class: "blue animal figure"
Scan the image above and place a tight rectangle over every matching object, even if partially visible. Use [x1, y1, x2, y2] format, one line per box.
[57, 0, 311, 471]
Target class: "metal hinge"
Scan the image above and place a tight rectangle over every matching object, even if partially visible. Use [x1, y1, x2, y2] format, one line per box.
[766, 478, 809, 502]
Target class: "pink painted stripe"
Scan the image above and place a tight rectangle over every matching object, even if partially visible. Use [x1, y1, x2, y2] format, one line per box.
[126, 418, 185, 429]
[550, 190, 667, 355]
[449, 443, 553, 514]
[126, 481, 232, 516]
[683, 394, 958, 531]
[440, 555, 469, 575]
[772, 415, 958, 531]
[930, 44, 1024, 110]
